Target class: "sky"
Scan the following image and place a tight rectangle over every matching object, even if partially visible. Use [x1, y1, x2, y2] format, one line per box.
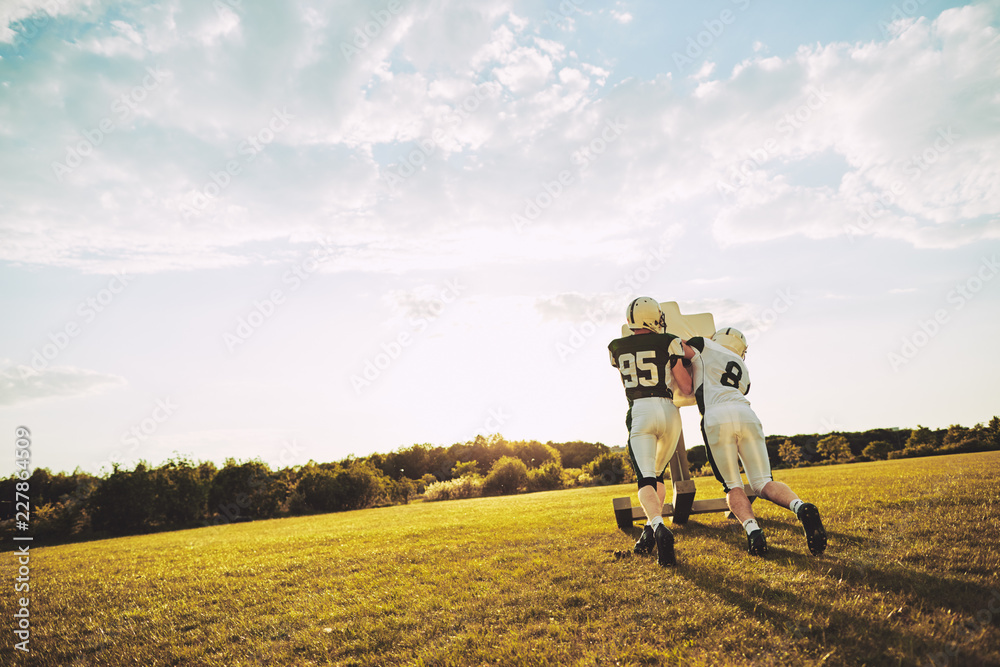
[1, 0, 998, 477]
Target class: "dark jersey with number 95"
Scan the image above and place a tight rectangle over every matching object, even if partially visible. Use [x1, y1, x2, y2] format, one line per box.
[608, 332, 680, 401]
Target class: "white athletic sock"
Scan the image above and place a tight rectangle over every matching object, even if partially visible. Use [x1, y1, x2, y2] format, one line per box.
[648, 516, 664, 531]
[790, 499, 804, 515]
[742, 518, 760, 535]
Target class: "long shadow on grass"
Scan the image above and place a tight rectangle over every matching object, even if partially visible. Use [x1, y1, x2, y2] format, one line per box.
[669, 519, 1000, 665]
[672, 548, 946, 665]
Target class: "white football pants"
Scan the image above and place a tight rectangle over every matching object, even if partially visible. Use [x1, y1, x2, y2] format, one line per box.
[627, 397, 682, 480]
[704, 403, 772, 493]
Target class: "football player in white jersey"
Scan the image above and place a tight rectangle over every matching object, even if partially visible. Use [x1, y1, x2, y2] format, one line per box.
[672, 328, 827, 557]
[608, 297, 686, 566]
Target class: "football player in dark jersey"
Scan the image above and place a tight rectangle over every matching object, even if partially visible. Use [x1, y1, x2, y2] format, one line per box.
[608, 297, 687, 566]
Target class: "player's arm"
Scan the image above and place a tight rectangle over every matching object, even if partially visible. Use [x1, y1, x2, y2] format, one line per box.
[681, 338, 703, 360]
[665, 336, 693, 395]
[670, 356, 693, 395]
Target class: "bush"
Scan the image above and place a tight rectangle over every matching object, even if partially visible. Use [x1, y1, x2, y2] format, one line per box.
[687, 445, 708, 473]
[552, 441, 609, 468]
[152, 458, 212, 526]
[452, 460, 480, 478]
[510, 441, 561, 468]
[863, 440, 892, 460]
[33, 501, 78, 539]
[483, 456, 529, 495]
[208, 460, 285, 520]
[561, 467, 584, 487]
[583, 452, 633, 485]
[528, 461, 564, 492]
[387, 477, 415, 504]
[424, 475, 484, 502]
[88, 463, 155, 535]
[294, 462, 389, 513]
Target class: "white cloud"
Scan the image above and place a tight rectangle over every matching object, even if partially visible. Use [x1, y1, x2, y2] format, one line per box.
[610, 11, 632, 25]
[0, 361, 126, 406]
[0, 0, 91, 44]
[535, 292, 616, 322]
[692, 60, 716, 80]
[1, 0, 998, 279]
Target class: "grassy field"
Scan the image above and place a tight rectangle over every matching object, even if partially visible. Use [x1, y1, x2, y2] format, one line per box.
[3, 451, 999, 666]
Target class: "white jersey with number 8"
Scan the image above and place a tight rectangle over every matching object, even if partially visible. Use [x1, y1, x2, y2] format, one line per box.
[688, 337, 751, 413]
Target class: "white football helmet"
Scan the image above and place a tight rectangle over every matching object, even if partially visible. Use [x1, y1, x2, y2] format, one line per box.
[712, 327, 748, 358]
[626, 297, 665, 333]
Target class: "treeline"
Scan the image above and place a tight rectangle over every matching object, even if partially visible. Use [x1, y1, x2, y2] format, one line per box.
[3, 419, 997, 546]
[0, 436, 626, 545]
[681, 417, 1000, 476]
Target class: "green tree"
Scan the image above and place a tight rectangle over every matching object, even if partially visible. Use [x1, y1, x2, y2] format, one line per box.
[527, 461, 564, 492]
[510, 440, 560, 468]
[862, 440, 892, 460]
[902, 425, 937, 456]
[152, 457, 211, 526]
[452, 460, 480, 478]
[817, 434, 852, 463]
[779, 439, 802, 466]
[943, 425, 968, 447]
[293, 461, 390, 513]
[483, 456, 529, 496]
[551, 441, 609, 468]
[584, 452, 634, 485]
[687, 445, 708, 473]
[88, 463, 155, 535]
[208, 459, 285, 520]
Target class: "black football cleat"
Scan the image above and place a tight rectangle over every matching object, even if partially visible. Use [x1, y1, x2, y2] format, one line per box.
[746, 528, 768, 557]
[654, 524, 676, 567]
[633, 524, 655, 556]
[796, 503, 827, 555]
